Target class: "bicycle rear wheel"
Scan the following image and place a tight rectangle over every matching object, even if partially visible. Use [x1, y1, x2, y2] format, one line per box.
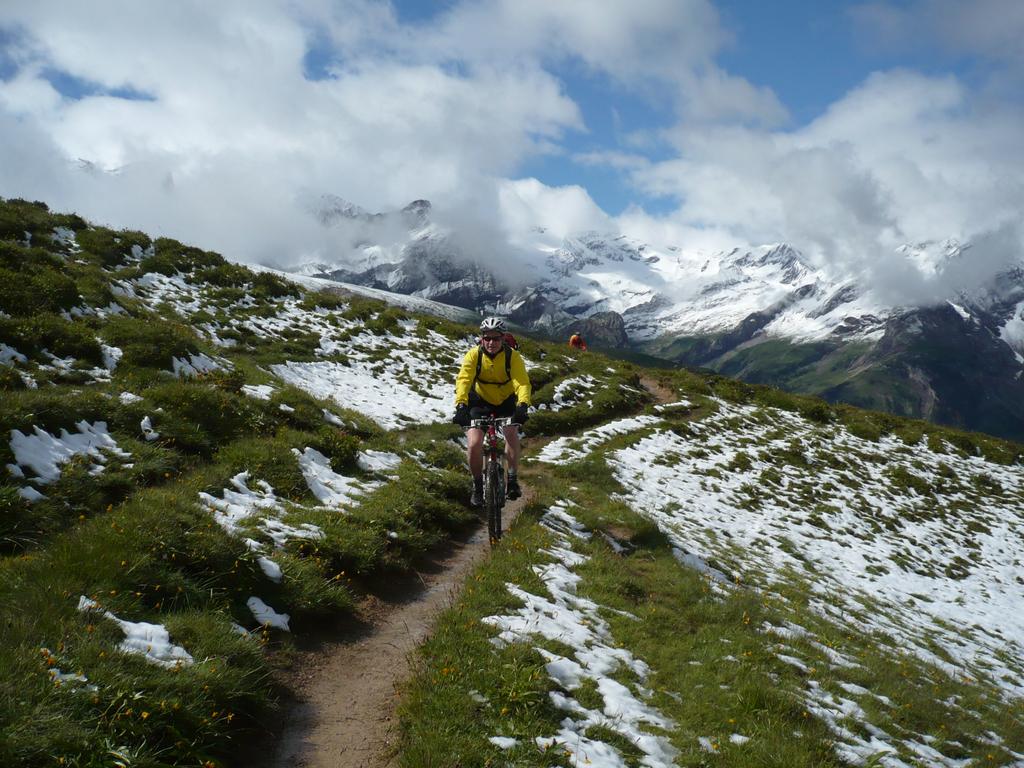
[485, 461, 502, 544]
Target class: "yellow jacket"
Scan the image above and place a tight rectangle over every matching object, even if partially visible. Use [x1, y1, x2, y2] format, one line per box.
[455, 345, 531, 407]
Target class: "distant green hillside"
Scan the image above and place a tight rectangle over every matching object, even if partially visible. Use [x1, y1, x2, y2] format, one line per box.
[643, 316, 1024, 443]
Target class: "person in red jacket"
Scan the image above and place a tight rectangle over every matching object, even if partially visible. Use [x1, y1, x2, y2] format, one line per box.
[568, 333, 588, 352]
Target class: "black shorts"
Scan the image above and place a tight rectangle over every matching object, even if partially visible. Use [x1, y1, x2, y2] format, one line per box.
[468, 391, 516, 421]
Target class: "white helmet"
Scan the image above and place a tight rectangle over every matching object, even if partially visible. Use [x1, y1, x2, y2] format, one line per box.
[480, 317, 506, 333]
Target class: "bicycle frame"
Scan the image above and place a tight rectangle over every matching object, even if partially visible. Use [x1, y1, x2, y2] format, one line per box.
[469, 415, 514, 544]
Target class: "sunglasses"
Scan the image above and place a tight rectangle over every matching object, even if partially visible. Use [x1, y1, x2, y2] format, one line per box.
[481, 335, 503, 342]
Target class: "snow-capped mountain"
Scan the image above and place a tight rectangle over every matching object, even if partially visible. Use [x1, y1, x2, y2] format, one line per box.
[291, 195, 436, 278]
[294, 199, 869, 339]
[289, 197, 1024, 440]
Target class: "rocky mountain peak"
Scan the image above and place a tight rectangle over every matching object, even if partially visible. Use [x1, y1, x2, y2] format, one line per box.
[732, 243, 814, 285]
[401, 199, 432, 228]
[896, 238, 967, 277]
[307, 193, 374, 226]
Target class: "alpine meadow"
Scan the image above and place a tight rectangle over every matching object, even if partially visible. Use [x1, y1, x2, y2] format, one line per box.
[2, 196, 1024, 768]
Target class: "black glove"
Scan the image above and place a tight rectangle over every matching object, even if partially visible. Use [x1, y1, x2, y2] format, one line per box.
[453, 404, 471, 427]
[514, 403, 529, 425]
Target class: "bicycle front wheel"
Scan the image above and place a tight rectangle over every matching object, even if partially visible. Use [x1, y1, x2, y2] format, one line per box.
[485, 461, 502, 544]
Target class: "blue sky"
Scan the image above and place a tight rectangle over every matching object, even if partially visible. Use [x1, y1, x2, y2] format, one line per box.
[387, 0, 887, 215]
[716, 1, 877, 123]
[0, 0, 1022, 291]
[381, 0, 998, 217]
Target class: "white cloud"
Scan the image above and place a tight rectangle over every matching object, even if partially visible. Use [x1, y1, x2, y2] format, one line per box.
[0, 0, 779, 267]
[674, 67, 788, 127]
[799, 71, 1024, 240]
[614, 206, 736, 256]
[420, 0, 727, 80]
[851, 0, 1024, 66]
[573, 150, 650, 172]
[499, 177, 611, 241]
[420, 0, 784, 126]
[0, 1, 1019, 310]
[0, 65, 62, 114]
[0, 1, 585, 266]
[624, 69, 1024, 303]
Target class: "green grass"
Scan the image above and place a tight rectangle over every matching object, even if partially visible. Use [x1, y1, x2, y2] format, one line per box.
[102, 315, 203, 370]
[398, 379, 1024, 766]
[4, 197, 1024, 767]
[528, 363, 651, 436]
[715, 338, 838, 384]
[0, 479, 280, 766]
[0, 198, 87, 243]
[75, 226, 152, 269]
[396, 504, 567, 767]
[0, 314, 104, 365]
[0, 205, 501, 762]
[0, 419, 480, 765]
[397, 482, 846, 766]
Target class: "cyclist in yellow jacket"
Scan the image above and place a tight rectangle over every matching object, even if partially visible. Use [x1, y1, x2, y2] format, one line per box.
[453, 317, 531, 506]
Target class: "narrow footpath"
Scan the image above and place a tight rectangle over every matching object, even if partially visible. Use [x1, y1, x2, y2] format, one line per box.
[261, 495, 529, 768]
[260, 377, 673, 767]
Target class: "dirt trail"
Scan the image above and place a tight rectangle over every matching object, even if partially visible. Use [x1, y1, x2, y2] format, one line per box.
[639, 374, 677, 405]
[260, 495, 528, 768]
[261, 377, 670, 767]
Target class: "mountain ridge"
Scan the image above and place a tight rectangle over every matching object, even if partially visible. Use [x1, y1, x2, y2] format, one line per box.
[289, 195, 1024, 441]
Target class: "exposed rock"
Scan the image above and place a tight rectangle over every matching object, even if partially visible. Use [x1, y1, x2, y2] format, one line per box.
[812, 283, 861, 318]
[561, 312, 629, 349]
[824, 304, 1024, 439]
[401, 199, 431, 228]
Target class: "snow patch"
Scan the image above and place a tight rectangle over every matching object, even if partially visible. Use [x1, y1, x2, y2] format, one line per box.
[10, 421, 130, 485]
[77, 596, 193, 668]
[247, 596, 290, 630]
[172, 352, 228, 377]
[295, 447, 380, 508]
[241, 384, 275, 401]
[357, 450, 402, 473]
[1, 343, 27, 366]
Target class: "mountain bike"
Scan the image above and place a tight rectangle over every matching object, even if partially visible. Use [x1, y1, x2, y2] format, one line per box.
[470, 415, 516, 545]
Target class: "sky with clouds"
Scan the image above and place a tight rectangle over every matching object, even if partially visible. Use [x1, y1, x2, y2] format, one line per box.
[0, 0, 1022, 301]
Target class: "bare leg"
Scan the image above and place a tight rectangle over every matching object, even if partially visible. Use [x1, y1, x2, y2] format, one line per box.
[466, 427, 483, 479]
[503, 425, 520, 474]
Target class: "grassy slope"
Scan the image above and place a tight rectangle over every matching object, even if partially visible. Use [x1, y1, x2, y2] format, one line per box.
[645, 320, 1024, 446]
[0, 199, 651, 766]
[2, 198, 1022, 767]
[0, 199, 478, 766]
[397, 373, 1024, 766]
